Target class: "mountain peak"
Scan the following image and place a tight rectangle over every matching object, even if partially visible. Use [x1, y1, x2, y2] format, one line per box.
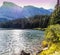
[3, 1, 17, 7]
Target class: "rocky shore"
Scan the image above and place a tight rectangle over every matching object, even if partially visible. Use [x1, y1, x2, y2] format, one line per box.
[20, 40, 48, 55]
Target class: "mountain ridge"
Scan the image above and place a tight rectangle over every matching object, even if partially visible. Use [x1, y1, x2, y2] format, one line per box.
[0, 1, 53, 21]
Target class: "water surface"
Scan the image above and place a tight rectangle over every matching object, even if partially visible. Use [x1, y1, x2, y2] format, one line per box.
[0, 29, 44, 55]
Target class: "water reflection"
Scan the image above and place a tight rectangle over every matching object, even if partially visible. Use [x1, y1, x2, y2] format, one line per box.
[0, 29, 44, 55]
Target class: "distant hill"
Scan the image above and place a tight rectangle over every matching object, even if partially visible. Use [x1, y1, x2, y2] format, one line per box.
[0, 1, 53, 21]
[22, 6, 52, 18]
[48, 9, 53, 12]
[0, 18, 8, 22]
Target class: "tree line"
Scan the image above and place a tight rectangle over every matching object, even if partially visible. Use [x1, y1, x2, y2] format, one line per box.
[0, 15, 50, 29]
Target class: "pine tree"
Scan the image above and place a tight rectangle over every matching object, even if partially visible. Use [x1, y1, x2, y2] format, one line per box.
[49, 6, 60, 25]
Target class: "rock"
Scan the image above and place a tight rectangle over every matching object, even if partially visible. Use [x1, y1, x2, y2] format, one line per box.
[20, 50, 30, 55]
[43, 47, 48, 50]
[36, 50, 43, 55]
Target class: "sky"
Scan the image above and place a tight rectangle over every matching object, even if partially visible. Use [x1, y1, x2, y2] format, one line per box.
[0, 0, 57, 9]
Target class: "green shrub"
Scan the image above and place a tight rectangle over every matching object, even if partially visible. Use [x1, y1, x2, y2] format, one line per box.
[38, 24, 60, 55]
[45, 24, 60, 43]
[49, 6, 60, 25]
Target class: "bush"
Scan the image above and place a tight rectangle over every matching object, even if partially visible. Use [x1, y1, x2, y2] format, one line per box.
[38, 24, 60, 55]
[45, 24, 60, 43]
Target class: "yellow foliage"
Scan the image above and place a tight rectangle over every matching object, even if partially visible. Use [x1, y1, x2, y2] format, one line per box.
[39, 44, 57, 55]
[45, 24, 60, 42]
[42, 41, 48, 48]
[38, 24, 60, 55]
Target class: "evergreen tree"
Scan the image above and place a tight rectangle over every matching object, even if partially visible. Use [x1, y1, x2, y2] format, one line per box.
[50, 6, 60, 25]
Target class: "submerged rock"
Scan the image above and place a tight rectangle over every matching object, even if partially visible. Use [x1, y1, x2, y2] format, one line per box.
[20, 50, 30, 55]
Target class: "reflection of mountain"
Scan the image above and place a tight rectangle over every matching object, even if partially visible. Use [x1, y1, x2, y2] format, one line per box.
[0, 1, 53, 21]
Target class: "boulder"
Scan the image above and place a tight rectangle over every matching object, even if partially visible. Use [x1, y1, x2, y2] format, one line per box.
[20, 50, 30, 55]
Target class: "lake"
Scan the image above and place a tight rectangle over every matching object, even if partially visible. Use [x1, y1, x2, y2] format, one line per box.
[0, 29, 44, 55]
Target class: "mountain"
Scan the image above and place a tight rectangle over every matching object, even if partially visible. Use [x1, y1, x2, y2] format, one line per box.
[22, 6, 51, 18]
[0, 14, 9, 22]
[0, 1, 24, 20]
[0, 1, 52, 21]
[0, 18, 8, 22]
[48, 9, 53, 12]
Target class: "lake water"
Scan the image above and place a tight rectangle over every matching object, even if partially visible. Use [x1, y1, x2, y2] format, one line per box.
[0, 29, 44, 55]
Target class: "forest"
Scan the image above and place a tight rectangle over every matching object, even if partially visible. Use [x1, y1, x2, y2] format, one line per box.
[0, 15, 50, 29]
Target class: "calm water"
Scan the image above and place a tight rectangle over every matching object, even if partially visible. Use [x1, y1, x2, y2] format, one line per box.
[0, 29, 44, 55]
